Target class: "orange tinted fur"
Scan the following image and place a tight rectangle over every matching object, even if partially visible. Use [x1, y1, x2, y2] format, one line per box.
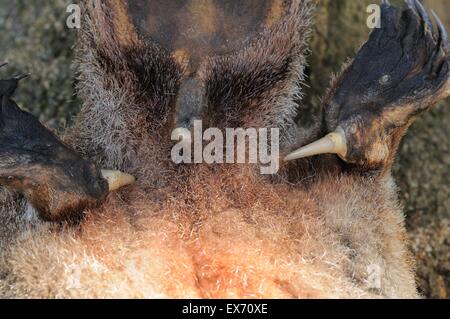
[0, 165, 417, 298]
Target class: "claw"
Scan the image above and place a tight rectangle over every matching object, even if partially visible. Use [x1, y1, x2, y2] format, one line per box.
[12, 73, 30, 81]
[0, 61, 8, 68]
[431, 10, 450, 53]
[404, 0, 415, 12]
[382, 0, 390, 6]
[284, 128, 347, 162]
[414, 0, 433, 33]
[0, 73, 29, 97]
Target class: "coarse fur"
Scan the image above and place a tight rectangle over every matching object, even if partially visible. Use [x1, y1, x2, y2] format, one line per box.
[3, 0, 446, 298]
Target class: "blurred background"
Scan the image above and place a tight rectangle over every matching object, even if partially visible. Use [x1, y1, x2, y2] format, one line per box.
[0, 0, 449, 298]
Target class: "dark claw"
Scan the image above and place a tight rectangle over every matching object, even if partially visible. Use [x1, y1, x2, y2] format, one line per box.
[0, 73, 29, 97]
[404, 0, 416, 12]
[404, 0, 430, 30]
[12, 73, 30, 81]
[413, 0, 433, 34]
[431, 10, 450, 53]
[0, 61, 8, 68]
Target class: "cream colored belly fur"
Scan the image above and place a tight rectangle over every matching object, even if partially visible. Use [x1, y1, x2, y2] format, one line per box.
[0, 169, 417, 299]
